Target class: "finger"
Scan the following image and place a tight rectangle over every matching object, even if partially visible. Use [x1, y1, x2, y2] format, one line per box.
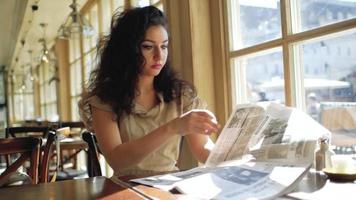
[198, 111, 218, 124]
[192, 126, 206, 134]
[194, 114, 218, 126]
[192, 122, 217, 135]
[200, 118, 220, 131]
[201, 122, 219, 133]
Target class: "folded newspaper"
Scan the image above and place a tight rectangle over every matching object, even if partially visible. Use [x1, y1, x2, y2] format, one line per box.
[131, 103, 331, 199]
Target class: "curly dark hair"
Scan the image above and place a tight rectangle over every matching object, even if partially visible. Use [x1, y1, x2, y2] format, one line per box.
[84, 6, 196, 119]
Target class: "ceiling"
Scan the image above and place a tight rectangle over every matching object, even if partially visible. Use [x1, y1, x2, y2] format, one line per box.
[0, 0, 27, 71]
[0, 0, 85, 74]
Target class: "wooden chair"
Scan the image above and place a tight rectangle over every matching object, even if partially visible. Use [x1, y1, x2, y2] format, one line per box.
[39, 131, 57, 183]
[0, 137, 41, 186]
[54, 127, 87, 180]
[82, 131, 102, 177]
[59, 121, 85, 129]
[57, 121, 85, 171]
[6, 126, 51, 138]
[5, 126, 51, 168]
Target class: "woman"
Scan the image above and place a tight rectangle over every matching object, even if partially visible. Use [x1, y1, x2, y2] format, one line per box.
[79, 6, 220, 178]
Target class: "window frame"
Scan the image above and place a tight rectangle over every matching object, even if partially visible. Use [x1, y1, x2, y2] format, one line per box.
[223, 0, 356, 111]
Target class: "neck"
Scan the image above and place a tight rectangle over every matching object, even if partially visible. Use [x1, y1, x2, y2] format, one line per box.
[138, 76, 155, 95]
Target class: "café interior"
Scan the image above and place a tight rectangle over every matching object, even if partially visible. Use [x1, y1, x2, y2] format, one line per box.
[0, 0, 355, 199]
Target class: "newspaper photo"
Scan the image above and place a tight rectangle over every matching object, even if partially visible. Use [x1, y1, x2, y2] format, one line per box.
[131, 103, 331, 199]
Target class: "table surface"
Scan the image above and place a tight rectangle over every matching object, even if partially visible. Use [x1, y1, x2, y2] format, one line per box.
[0, 176, 176, 200]
[0, 172, 355, 200]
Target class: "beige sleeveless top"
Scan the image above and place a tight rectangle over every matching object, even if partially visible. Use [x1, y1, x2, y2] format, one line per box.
[79, 89, 206, 177]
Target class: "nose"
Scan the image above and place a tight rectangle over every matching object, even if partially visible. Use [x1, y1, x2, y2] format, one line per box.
[153, 46, 162, 61]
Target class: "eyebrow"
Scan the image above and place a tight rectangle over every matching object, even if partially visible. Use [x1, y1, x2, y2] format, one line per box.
[142, 39, 169, 43]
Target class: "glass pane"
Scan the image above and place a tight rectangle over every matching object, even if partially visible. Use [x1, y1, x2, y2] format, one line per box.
[84, 50, 97, 83]
[156, 3, 163, 11]
[232, 48, 285, 104]
[82, 14, 91, 53]
[14, 95, 24, 121]
[70, 64, 76, 96]
[70, 61, 83, 97]
[75, 62, 82, 95]
[101, 0, 112, 34]
[112, 0, 125, 12]
[74, 38, 81, 60]
[23, 94, 34, 120]
[229, 0, 281, 50]
[90, 5, 100, 49]
[151, 0, 160, 4]
[296, 0, 356, 33]
[71, 97, 80, 121]
[48, 82, 57, 102]
[300, 32, 356, 148]
[69, 39, 80, 62]
[137, 0, 150, 7]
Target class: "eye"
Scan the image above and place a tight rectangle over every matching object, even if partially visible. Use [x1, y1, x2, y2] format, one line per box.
[141, 44, 153, 50]
[161, 44, 168, 50]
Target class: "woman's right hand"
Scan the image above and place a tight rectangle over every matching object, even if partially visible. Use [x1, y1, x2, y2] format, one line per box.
[172, 109, 220, 136]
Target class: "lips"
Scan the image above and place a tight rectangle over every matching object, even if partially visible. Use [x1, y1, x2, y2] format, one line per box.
[151, 64, 162, 69]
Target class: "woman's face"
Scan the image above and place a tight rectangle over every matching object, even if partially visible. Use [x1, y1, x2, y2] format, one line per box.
[140, 25, 168, 77]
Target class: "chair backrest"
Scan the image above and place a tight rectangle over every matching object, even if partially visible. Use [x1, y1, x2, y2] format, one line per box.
[82, 131, 102, 177]
[59, 121, 85, 129]
[39, 131, 57, 183]
[6, 126, 50, 138]
[0, 137, 41, 186]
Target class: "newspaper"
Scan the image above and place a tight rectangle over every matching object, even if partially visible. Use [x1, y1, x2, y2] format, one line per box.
[131, 103, 331, 199]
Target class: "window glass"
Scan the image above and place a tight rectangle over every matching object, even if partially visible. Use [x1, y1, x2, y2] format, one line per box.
[70, 61, 82, 96]
[38, 60, 58, 121]
[71, 97, 80, 121]
[156, 3, 163, 11]
[232, 48, 285, 104]
[137, 0, 150, 7]
[295, 0, 356, 33]
[90, 5, 99, 49]
[300, 32, 356, 147]
[69, 38, 81, 61]
[83, 14, 92, 53]
[229, 0, 281, 50]
[101, 0, 112, 34]
[112, 0, 125, 12]
[151, 0, 160, 4]
[14, 94, 24, 120]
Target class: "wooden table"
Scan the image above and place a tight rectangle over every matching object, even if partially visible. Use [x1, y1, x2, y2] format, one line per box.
[0, 176, 175, 200]
[0, 172, 354, 200]
[283, 170, 356, 199]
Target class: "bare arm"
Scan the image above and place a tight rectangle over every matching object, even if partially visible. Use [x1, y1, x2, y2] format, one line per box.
[92, 106, 177, 171]
[92, 106, 219, 171]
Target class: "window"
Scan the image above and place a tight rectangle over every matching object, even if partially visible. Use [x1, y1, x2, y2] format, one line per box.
[135, 0, 164, 10]
[296, 0, 356, 32]
[39, 59, 58, 121]
[69, 37, 82, 121]
[232, 47, 285, 103]
[226, 0, 356, 148]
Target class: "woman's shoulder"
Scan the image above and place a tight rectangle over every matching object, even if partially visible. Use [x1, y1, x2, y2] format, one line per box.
[87, 95, 114, 112]
[78, 93, 117, 131]
[79, 91, 114, 113]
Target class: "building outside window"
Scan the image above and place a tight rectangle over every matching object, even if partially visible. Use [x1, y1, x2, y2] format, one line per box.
[227, 0, 356, 148]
